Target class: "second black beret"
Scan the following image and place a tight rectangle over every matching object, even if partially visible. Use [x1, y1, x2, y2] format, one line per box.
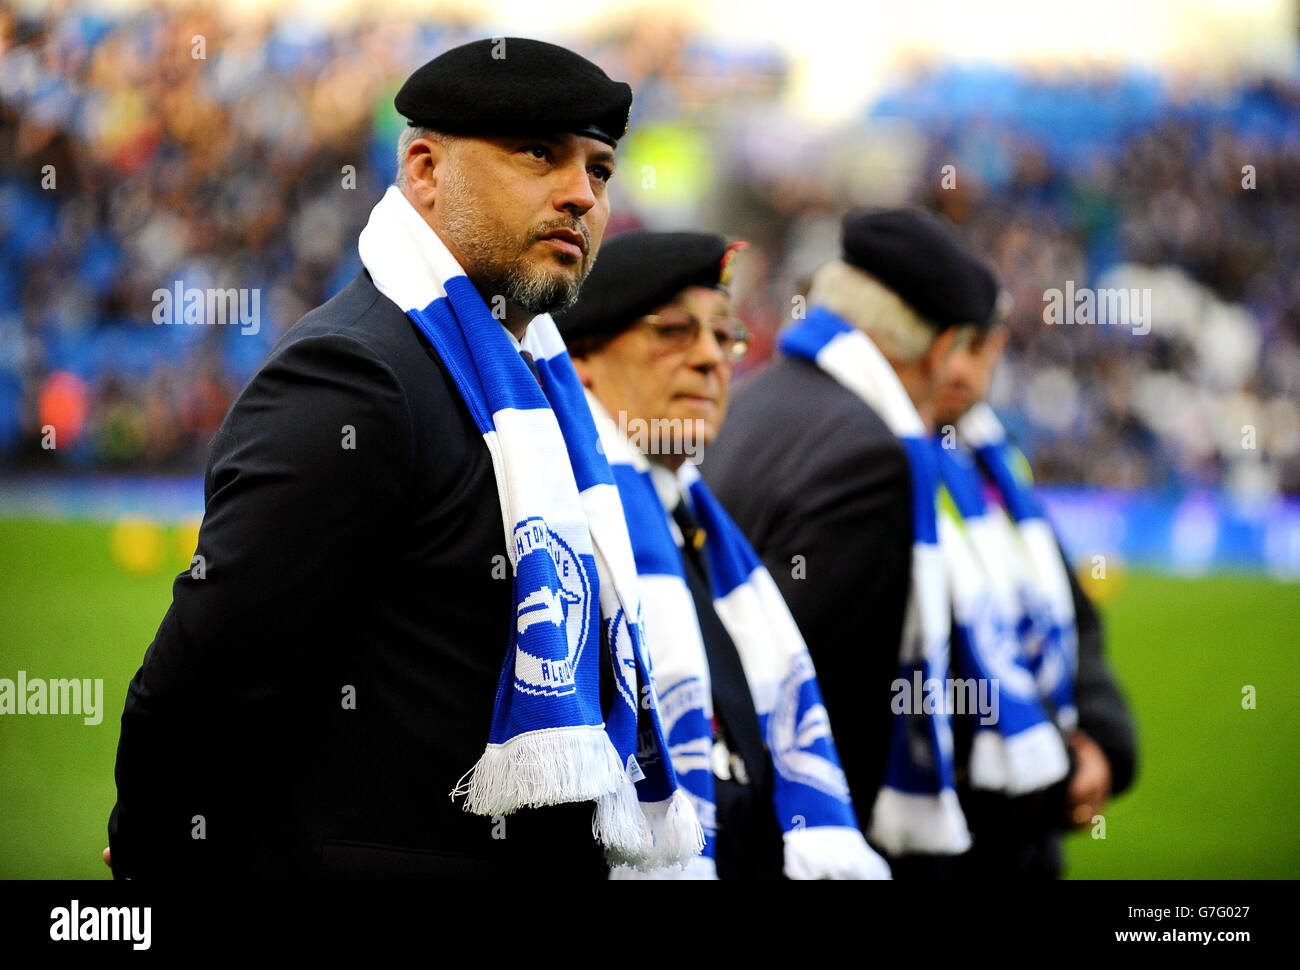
[555, 230, 743, 344]
[395, 37, 633, 147]
[841, 207, 1001, 331]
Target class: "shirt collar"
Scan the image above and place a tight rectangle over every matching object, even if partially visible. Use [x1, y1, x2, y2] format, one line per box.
[649, 461, 684, 514]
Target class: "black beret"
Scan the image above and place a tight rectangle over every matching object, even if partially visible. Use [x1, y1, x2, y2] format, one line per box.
[555, 230, 745, 344]
[395, 37, 632, 147]
[840, 207, 1002, 331]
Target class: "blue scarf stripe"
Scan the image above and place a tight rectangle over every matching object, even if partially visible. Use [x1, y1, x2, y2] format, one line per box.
[412, 296, 498, 435]
[778, 306, 854, 360]
[882, 660, 955, 795]
[683, 481, 759, 597]
[534, 351, 617, 492]
[445, 278, 552, 414]
[900, 437, 940, 545]
[612, 466, 687, 580]
[935, 445, 987, 519]
[972, 442, 1042, 522]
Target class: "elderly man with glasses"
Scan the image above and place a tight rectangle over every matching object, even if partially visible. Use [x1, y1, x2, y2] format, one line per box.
[556, 230, 886, 880]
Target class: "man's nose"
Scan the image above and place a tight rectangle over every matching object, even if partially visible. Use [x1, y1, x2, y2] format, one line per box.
[688, 327, 728, 372]
[553, 159, 597, 215]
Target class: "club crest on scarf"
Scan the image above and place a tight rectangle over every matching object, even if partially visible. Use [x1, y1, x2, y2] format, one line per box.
[512, 517, 591, 695]
[768, 655, 852, 802]
[656, 676, 718, 839]
[603, 607, 639, 714]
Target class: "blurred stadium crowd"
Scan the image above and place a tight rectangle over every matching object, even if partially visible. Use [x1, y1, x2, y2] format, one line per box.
[2, 4, 1298, 495]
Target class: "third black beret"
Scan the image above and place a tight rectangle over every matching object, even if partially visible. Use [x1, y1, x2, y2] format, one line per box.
[395, 37, 633, 147]
[841, 207, 1001, 331]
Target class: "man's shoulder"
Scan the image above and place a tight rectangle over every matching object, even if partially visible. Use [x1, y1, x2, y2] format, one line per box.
[263, 270, 460, 412]
[723, 356, 903, 458]
[271, 271, 423, 373]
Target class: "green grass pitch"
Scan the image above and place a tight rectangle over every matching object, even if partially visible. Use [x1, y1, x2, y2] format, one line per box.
[1, 517, 1297, 879]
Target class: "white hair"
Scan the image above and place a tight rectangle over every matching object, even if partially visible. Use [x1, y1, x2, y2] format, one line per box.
[806, 258, 942, 363]
[394, 126, 449, 188]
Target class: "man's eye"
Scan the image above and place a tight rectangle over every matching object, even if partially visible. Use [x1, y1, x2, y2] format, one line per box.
[590, 166, 613, 183]
[523, 145, 550, 161]
[656, 324, 694, 340]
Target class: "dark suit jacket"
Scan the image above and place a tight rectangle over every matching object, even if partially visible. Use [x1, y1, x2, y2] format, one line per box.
[108, 270, 607, 879]
[702, 356, 913, 831]
[702, 356, 1137, 877]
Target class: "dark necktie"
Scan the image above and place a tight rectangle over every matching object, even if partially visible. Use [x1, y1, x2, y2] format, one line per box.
[671, 500, 710, 585]
[670, 498, 764, 787]
[519, 349, 542, 385]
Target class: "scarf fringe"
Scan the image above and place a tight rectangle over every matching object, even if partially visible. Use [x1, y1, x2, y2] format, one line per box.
[602, 790, 705, 870]
[453, 725, 630, 816]
[607, 854, 719, 880]
[592, 773, 653, 862]
[782, 826, 893, 880]
[868, 788, 972, 857]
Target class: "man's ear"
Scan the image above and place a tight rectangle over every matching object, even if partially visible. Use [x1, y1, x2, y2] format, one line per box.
[402, 135, 449, 209]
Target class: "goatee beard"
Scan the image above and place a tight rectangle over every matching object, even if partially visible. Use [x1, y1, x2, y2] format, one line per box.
[492, 251, 590, 315]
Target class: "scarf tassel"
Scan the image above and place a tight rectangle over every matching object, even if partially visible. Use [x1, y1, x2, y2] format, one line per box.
[454, 725, 652, 857]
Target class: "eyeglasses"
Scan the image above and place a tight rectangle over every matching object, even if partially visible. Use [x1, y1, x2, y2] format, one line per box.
[637, 307, 750, 363]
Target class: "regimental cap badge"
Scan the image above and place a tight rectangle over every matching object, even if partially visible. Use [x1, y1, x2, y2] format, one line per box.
[718, 240, 748, 288]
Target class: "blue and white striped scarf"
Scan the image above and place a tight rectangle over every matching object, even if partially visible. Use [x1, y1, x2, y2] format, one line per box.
[957, 404, 1078, 734]
[589, 395, 890, 878]
[933, 437, 1071, 795]
[781, 307, 970, 857]
[357, 186, 702, 869]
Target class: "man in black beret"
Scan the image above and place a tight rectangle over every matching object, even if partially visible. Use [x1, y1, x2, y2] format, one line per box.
[703, 207, 1136, 878]
[703, 207, 977, 868]
[561, 230, 776, 878]
[392, 37, 631, 330]
[928, 311, 1137, 878]
[107, 38, 633, 878]
[557, 231, 890, 880]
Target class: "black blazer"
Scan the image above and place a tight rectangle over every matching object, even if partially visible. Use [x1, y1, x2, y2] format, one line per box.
[108, 270, 607, 879]
[702, 356, 1136, 875]
[702, 356, 914, 831]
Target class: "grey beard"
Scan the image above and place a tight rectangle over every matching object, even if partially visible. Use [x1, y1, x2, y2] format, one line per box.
[492, 253, 592, 315]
